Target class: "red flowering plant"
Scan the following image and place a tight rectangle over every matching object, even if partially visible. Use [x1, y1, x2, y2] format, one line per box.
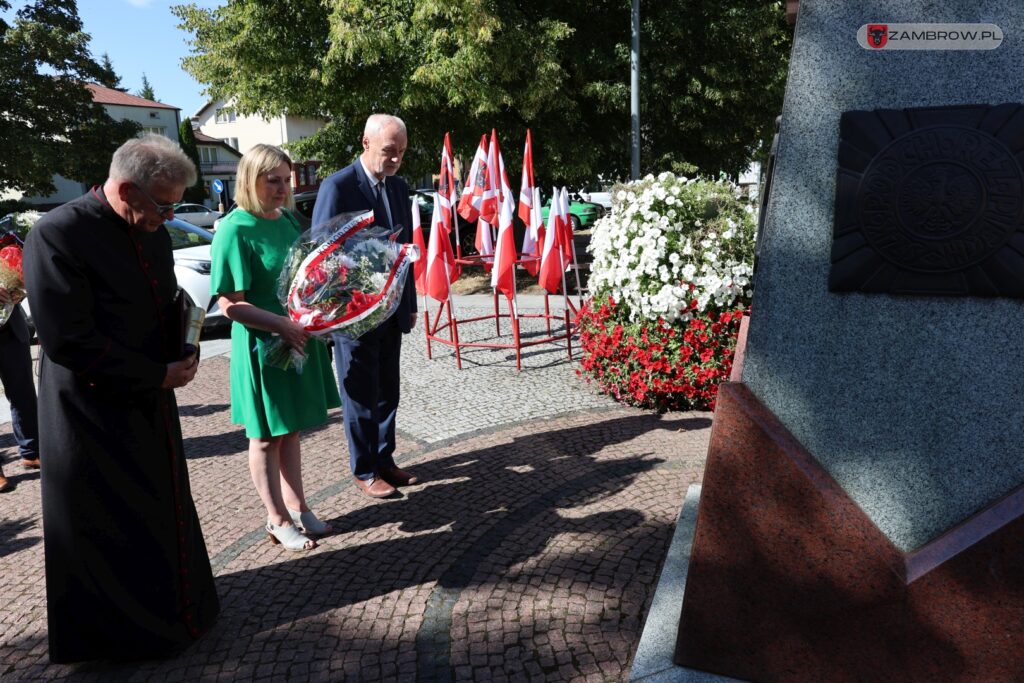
[577, 173, 756, 411]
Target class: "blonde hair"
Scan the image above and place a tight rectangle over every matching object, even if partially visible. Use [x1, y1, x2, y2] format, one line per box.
[234, 144, 295, 214]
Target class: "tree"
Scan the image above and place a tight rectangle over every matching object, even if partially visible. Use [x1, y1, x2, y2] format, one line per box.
[97, 51, 122, 89]
[138, 72, 155, 101]
[173, 0, 791, 185]
[178, 118, 207, 203]
[0, 0, 141, 198]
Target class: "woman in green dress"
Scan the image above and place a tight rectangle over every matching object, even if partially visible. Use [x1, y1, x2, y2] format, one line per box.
[210, 144, 341, 551]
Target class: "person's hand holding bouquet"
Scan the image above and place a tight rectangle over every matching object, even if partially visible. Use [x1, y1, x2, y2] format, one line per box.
[263, 210, 420, 372]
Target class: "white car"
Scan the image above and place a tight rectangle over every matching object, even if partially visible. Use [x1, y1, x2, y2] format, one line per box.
[20, 217, 223, 334]
[173, 203, 221, 228]
[164, 218, 223, 324]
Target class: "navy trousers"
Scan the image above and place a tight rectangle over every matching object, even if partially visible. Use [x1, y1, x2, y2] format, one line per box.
[332, 314, 402, 480]
[0, 311, 39, 460]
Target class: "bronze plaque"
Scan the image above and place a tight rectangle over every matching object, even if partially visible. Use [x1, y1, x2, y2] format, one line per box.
[830, 104, 1024, 297]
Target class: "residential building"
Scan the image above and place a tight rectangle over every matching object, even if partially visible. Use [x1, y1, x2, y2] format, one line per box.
[13, 84, 182, 209]
[193, 98, 326, 192]
[194, 129, 242, 210]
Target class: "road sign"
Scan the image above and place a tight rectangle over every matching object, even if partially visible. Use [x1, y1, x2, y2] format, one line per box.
[212, 179, 224, 194]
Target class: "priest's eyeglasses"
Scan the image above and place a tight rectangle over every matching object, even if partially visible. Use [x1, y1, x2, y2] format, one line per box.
[133, 183, 177, 217]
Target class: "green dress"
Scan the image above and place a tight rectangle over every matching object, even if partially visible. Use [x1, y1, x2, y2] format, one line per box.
[210, 209, 341, 438]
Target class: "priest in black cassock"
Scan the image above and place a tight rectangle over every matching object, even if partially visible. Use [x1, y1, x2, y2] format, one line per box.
[23, 134, 220, 664]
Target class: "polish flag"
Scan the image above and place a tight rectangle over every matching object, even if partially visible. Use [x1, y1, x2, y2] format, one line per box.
[521, 186, 544, 276]
[537, 187, 571, 294]
[437, 133, 461, 280]
[479, 129, 512, 226]
[517, 129, 535, 226]
[558, 187, 575, 268]
[457, 134, 488, 223]
[490, 187, 518, 298]
[425, 197, 457, 302]
[410, 196, 427, 293]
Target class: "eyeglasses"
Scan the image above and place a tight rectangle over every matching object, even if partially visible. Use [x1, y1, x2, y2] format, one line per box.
[132, 183, 177, 217]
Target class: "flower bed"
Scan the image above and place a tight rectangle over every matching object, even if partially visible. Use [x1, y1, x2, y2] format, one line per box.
[577, 172, 755, 411]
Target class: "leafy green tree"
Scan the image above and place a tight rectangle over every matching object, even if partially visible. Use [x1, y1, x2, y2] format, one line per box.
[97, 51, 122, 89]
[178, 118, 207, 203]
[0, 0, 141, 197]
[138, 72, 155, 101]
[173, 0, 790, 185]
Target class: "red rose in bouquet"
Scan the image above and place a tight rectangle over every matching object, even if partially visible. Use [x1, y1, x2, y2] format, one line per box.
[0, 241, 26, 327]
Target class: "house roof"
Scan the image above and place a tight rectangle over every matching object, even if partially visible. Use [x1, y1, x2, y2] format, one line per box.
[86, 83, 179, 110]
[193, 128, 243, 158]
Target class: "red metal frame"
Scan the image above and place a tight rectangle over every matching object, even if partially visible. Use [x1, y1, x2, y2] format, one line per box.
[420, 253, 577, 371]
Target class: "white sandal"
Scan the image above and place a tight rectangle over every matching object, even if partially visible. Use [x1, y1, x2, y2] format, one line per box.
[266, 520, 316, 551]
[288, 508, 334, 536]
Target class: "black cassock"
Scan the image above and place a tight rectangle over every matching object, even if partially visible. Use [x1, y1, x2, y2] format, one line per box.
[24, 189, 219, 664]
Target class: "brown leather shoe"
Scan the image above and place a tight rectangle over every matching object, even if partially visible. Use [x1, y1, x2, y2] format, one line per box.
[379, 466, 419, 487]
[21, 458, 40, 470]
[0, 468, 9, 493]
[353, 476, 396, 499]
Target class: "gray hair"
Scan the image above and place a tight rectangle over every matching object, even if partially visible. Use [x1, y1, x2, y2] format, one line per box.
[363, 114, 407, 138]
[109, 134, 197, 190]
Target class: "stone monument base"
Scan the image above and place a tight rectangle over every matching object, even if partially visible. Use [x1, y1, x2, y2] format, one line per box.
[676, 383, 1024, 682]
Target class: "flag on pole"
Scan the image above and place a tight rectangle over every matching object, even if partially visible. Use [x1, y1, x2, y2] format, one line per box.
[437, 133, 461, 280]
[479, 129, 512, 226]
[410, 195, 427, 293]
[537, 187, 573, 294]
[458, 134, 488, 223]
[521, 186, 544, 276]
[491, 186, 518, 298]
[517, 129, 535, 226]
[559, 186, 575, 268]
[425, 196, 457, 302]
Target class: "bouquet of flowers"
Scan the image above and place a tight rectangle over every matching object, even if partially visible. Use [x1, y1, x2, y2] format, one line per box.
[0, 233, 26, 327]
[262, 209, 420, 371]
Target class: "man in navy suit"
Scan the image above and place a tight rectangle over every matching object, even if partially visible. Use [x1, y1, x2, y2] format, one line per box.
[312, 114, 421, 499]
[0, 289, 40, 492]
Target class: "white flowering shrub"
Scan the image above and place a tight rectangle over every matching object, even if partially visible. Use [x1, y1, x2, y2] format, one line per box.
[587, 172, 755, 322]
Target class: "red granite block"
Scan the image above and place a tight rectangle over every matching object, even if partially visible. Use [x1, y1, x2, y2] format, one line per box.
[676, 382, 1024, 682]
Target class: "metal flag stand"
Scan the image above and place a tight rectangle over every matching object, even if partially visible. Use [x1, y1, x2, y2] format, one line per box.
[420, 240, 577, 372]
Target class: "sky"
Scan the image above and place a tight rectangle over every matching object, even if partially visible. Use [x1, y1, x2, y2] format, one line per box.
[74, 0, 223, 119]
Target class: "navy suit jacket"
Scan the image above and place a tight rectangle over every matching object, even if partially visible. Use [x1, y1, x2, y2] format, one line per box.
[312, 160, 417, 333]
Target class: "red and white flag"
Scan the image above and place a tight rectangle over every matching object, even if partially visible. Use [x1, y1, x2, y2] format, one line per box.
[521, 186, 543, 276]
[479, 129, 512, 226]
[559, 186, 575, 267]
[425, 197, 457, 302]
[437, 133, 461, 280]
[491, 186, 518, 298]
[457, 134, 488, 223]
[517, 129, 535, 226]
[410, 195, 427, 293]
[537, 187, 572, 294]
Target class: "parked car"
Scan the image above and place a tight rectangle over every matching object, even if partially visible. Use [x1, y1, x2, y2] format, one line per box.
[578, 190, 612, 211]
[163, 218, 224, 326]
[540, 193, 606, 231]
[412, 189, 477, 255]
[173, 203, 221, 228]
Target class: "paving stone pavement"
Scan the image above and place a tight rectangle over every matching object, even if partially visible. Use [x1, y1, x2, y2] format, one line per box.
[0, 300, 713, 682]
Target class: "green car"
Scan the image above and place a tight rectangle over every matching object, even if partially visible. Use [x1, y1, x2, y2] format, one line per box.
[539, 194, 606, 231]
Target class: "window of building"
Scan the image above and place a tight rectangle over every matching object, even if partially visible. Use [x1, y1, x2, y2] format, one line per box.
[199, 147, 217, 163]
[226, 137, 239, 150]
[215, 108, 236, 123]
[141, 126, 166, 136]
